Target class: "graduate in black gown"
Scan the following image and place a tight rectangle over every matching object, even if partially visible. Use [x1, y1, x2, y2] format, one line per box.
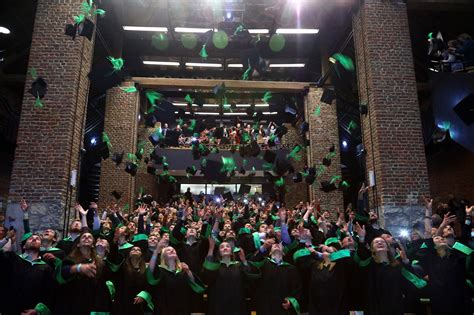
[54, 231, 117, 315]
[250, 243, 302, 315]
[112, 246, 154, 315]
[354, 222, 425, 315]
[202, 237, 260, 315]
[146, 245, 205, 315]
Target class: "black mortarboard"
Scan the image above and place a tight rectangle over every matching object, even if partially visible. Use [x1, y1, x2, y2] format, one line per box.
[148, 132, 162, 146]
[292, 172, 302, 183]
[111, 190, 122, 200]
[77, 19, 95, 41]
[275, 125, 288, 138]
[274, 158, 294, 176]
[453, 93, 474, 126]
[125, 162, 138, 176]
[322, 158, 332, 167]
[246, 106, 255, 117]
[306, 174, 316, 185]
[155, 100, 177, 125]
[320, 180, 337, 192]
[214, 127, 224, 139]
[203, 159, 228, 183]
[164, 130, 180, 147]
[360, 103, 368, 116]
[111, 151, 124, 166]
[263, 150, 277, 163]
[186, 166, 197, 176]
[264, 171, 275, 183]
[145, 114, 157, 128]
[300, 121, 309, 134]
[320, 88, 336, 105]
[213, 83, 226, 97]
[329, 144, 336, 153]
[28, 77, 47, 99]
[194, 94, 205, 107]
[89, 142, 109, 163]
[238, 184, 251, 195]
[65, 23, 78, 39]
[147, 166, 157, 175]
[223, 191, 233, 201]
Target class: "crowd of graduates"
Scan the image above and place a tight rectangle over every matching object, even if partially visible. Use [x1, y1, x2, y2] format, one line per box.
[1, 192, 474, 315]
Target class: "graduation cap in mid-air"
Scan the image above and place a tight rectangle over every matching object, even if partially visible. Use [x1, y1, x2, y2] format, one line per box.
[111, 151, 124, 166]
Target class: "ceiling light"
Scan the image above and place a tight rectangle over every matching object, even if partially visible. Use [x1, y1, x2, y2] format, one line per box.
[236, 104, 251, 107]
[269, 63, 305, 68]
[254, 104, 269, 107]
[203, 104, 220, 107]
[276, 28, 319, 34]
[227, 64, 244, 68]
[263, 112, 278, 115]
[0, 27, 11, 34]
[174, 111, 191, 114]
[195, 112, 220, 115]
[175, 27, 216, 33]
[185, 62, 222, 68]
[143, 61, 180, 66]
[223, 112, 246, 116]
[173, 103, 199, 107]
[123, 26, 168, 32]
[248, 29, 269, 34]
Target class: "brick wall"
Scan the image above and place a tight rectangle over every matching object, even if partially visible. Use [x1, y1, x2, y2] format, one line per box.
[281, 123, 309, 208]
[6, 0, 94, 234]
[98, 83, 139, 210]
[353, 0, 430, 231]
[305, 87, 344, 217]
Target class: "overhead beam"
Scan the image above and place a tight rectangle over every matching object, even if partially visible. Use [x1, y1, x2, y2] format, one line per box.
[132, 77, 311, 92]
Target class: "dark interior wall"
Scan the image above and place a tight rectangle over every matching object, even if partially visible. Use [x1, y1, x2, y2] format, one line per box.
[427, 142, 474, 202]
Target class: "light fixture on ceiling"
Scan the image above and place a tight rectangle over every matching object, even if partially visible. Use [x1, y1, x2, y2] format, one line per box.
[143, 61, 180, 66]
[262, 112, 278, 115]
[195, 112, 220, 116]
[276, 28, 319, 34]
[254, 104, 269, 107]
[185, 62, 222, 68]
[248, 29, 269, 34]
[175, 27, 217, 33]
[223, 112, 246, 116]
[203, 104, 220, 107]
[123, 26, 168, 32]
[227, 63, 244, 68]
[0, 26, 11, 34]
[269, 63, 305, 68]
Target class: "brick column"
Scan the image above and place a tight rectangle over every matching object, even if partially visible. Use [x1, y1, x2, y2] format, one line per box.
[353, 0, 430, 231]
[98, 83, 139, 209]
[305, 87, 344, 216]
[281, 123, 309, 208]
[6, 0, 94, 234]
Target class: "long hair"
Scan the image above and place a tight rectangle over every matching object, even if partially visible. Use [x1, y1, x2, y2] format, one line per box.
[124, 249, 147, 275]
[159, 246, 182, 271]
[68, 232, 104, 275]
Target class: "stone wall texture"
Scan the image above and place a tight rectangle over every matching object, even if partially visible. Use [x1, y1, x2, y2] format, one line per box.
[98, 84, 139, 210]
[135, 124, 160, 200]
[353, 0, 430, 231]
[305, 87, 344, 218]
[6, 0, 95, 235]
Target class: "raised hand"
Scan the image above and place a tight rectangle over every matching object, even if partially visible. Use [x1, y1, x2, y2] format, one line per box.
[282, 298, 291, 310]
[422, 196, 433, 209]
[75, 203, 88, 217]
[20, 199, 29, 212]
[137, 204, 147, 216]
[133, 296, 145, 305]
[354, 222, 366, 240]
[466, 205, 474, 217]
[80, 262, 97, 278]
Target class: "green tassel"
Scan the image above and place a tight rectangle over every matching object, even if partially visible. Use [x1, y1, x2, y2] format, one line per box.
[139, 186, 144, 196]
[348, 120, 357, 132]
[262, 162, 273, 170]
[102, 132, 112, 149]
[188, 119, 196, 131]
[340, 180, 350, 188]
[427, 32, 434, 40]
[326, 151, 337, 160]
[241, 63, 252, 81]
[120, 86, 137, 93]
[332, 53, 354, 71]
[80, 0, 93, 15]
[146, 90, 162, 106]
[123, 204, 130, 211]
[313, 105, 321, 116]
[30, 68, 38, 80]
[107, 57, 124, 71]
[177, 118, 184, 126]
[234, 24, 244, 35]
[94, 9, 106, 16]
[34, 96, 43, 109]
[262, 91, 272, 103]
[287, 145, 303, 161]
[275, 177, 285, 187]
[74, 14, 85, 24]
[220, 157, 236, 173]
[185, 94, 193, 105]
[199, 44, 208, 59]
[330, 175, 341, 184]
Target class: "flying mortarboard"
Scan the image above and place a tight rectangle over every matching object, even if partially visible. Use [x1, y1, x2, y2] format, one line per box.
[320, 89, 336, 105]
[111, 151, 124, 166]
[320, 180, 337, 193]
[125, 162, 138, 176]
[111, 190, 122, 200]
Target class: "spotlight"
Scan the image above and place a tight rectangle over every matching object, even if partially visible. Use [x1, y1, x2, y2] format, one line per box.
[90, 137, 97, 145]
[261, 202, 265, 206]
[399, 229, 409, 238]
[215, 197, 221, 203]
[243, 198, 248, 204]
[342, 140, 348, 148]
[138, 114, 141, 120]
[0, 26, 11, 35]
[258, 197, 262, 202]
[225, 12, 233, 21]
[191, 137, 198, 142]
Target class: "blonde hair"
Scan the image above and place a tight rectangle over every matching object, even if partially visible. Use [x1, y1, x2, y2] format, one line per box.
[159, 246, 182, 271]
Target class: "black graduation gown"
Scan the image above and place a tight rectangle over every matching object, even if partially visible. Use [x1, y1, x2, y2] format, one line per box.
[112, 265, 153, 315]
[251, 258, 302, 315]
[201, 256, 260, 315]
[146, 265, 205, 315]
[57, 236, 77, 256]
[416, 239, 473, 315]
[355, 244, 406, 315]
[0, 252, 55, 315]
